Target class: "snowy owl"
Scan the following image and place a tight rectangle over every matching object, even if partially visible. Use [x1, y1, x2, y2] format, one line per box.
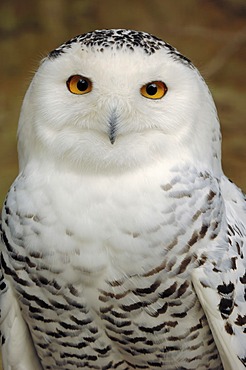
[0, 29, 245, 370]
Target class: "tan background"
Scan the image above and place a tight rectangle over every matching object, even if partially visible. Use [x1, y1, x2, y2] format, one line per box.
[0, 0, 245, 368]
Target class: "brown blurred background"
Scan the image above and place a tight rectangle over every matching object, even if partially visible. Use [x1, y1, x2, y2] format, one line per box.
[0, 0, 245, 368]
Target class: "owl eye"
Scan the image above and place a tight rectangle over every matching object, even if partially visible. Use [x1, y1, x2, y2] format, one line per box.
[66, 75, 92, 95]
[140, 81, 167, 99]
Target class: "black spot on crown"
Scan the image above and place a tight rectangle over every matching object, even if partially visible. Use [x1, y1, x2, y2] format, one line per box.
[48, 29, 192, 66]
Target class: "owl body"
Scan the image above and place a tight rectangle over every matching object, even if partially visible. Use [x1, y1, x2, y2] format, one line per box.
[0, 30, 245, 370]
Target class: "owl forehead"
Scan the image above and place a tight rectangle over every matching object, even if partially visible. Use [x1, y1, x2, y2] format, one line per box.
[48, 29, 192, 67]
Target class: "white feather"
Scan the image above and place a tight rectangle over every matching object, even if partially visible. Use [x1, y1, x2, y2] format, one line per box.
[0, 272, 42, 369]
[192, 268, 245, 370]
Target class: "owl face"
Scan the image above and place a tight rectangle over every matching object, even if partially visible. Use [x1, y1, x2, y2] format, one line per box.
[18, 30, 221, 173]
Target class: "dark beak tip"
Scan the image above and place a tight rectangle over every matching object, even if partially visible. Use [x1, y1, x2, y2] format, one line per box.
[110, 136, 116, 145]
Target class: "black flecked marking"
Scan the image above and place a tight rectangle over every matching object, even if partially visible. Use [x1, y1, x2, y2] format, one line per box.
[37, 342, 50, 349]
[159, 282, 177, 298]
[125, 336, 146, 344]
[33, 275, 50, 286]
[125, 360, 149, 369]
[95, 345, 111, 355]
[213, 267, 222, 273]
[113, 360, 125, 369]
[230, 257, 237, 270]
[45, 330, 63, 338]
[70, 315, 92, 326]
[156, 302, 168, 315]
[171, 311, 187, 318]
[64, 296, 87, 310]
[102, 361, 114, 370]
[106, 332, 128, 346]
[60, 340, 88, 349]
[177, 281, 190, 297]
[4, 206, 11, 215]
[121, 301, 148, 312]
[240, 272, 246, 284]
[1, 231, 15, 253]
[235, 241, 242, 256]
[133, 280, 161, 296]
[1, 253, 30, 287]
[108, 279, 124, 287]
[111, 310, 128, 319]
[0, 281, 6, 291]
[48, 29, 192, 67]
[135, 347, 155, 355]
[207, 190, 216, 202]
[29, 251, 42, 258]
[219, 298, 234, 318]
[240, 357, 246, 366]
[99, 289, 129, 301]
[68, 284, 79, 296]
[177, 256, 193, 274]
[199, 224, 209, 238]
[188, 231, 199, 247]
[100, 305, 114, 314]
[198, 253, 208, 266]
[120, 329, 134, 336]
[143, 259, 167, 277]
[163, 346, 180, 353]
[49, 299, 70, 310]
[89, 326, 98, 334]
[50, 279, 62, 290]
[84, 335, 96, 343]
[1, 231, 36, 268]
[29, 305, 42, 314]
[30, 314, 53, 323]
[224, 322, 233, 335]
[190, 321, 203, 333]
[59, 321, 80, 331]
[139, 321, 170, 333]
[102, 314, 132, 328]
[217, 282, 234, 295]
[19, 288, 53, 309]
[227, 224, 235, 236]
[192, 210, 202, 221]
[235, 315, 246, 326]
[231, 257, 237, 270]
[146, 360, 163, 367]
[61, 352, 97, 361]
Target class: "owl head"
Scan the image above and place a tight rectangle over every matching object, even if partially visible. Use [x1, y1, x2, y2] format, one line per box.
[17, 29, 222, 175]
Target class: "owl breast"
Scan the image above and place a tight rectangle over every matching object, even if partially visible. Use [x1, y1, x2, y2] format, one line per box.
[2, 162, 223, 369]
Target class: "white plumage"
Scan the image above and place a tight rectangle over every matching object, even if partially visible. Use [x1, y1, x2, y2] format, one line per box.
[0, 29, 245, 370]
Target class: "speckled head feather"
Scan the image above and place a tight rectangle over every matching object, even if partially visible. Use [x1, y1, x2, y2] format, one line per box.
[49, 29, 192, 65]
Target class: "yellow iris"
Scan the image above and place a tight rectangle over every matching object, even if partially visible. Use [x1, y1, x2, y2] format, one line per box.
[141, 81, 167, 99]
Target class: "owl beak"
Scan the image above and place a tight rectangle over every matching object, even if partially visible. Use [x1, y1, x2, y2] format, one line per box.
[109, 126, 116, 145]
[108, 109, 118, 145]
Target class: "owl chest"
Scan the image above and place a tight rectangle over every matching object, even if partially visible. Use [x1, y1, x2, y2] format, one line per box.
[8, 168, 209, 288]
[15, 172, 205, 324]
[24, 174, 193, 283]
[4, 170, 222, 368]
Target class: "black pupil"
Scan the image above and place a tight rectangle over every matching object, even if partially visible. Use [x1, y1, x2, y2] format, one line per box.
[77, 79, 89, 91]
[146, 83, 158, 95]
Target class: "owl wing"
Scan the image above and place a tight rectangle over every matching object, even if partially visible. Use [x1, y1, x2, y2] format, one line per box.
[192, 177, 246, 370]
[192, 269, 245, 370]
[0, 246, 42, 369]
